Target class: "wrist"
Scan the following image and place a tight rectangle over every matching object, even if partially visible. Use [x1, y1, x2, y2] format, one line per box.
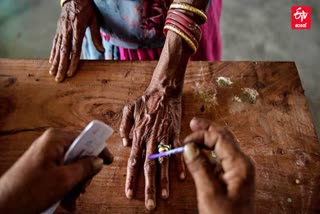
[0, 175, 14, 212]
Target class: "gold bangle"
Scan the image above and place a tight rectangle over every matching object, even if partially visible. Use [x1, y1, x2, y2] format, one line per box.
[164, 25, 197, 53]
[60, 0, 70, 7]
[169, 3, 207, 23]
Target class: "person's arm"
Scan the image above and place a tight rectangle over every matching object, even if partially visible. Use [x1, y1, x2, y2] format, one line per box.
[49, 0, 104, 82]
[184, 118, 255, 214]
[148, 0, 209, 95]
[0, 129, 113, 213]
[120, 0, 210, 210]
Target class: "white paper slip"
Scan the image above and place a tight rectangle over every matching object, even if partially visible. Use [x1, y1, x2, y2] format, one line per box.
[41, 120, 113, 214]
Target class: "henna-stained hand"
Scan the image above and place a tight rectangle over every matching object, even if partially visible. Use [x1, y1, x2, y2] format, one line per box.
[119, 0, 210, 209]
[120, 88, 186, 210]
[49, 0, 104, 82]
[183, 118, 255, 214]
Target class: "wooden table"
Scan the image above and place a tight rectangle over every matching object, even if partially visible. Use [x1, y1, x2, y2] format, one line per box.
[0, 59, 319, 213]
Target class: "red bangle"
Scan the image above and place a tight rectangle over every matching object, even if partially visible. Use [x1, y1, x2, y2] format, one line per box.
[165, 18, 199, 49]
[168, 9, 199, 28]
[166, 11, 202, 41]
[164, 24, 198, 53]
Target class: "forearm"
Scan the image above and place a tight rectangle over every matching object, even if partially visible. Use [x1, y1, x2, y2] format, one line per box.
[148, 0, 210, 96]
[0, 171, 25, 213]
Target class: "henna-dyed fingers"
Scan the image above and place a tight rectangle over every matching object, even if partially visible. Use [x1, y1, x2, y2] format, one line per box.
[173, 137, 186, 180]
[89, 15, 105, 53]
[55, 27, 72, 82]
[120, 104, 134, 147]
[125, 131, 143, 199]
[159, 155, 169, 199]
[49, 34, 58, 64]
[144, 142, 157, 210]
[66, 27, 84, 78]
[49, 34, 62, 76]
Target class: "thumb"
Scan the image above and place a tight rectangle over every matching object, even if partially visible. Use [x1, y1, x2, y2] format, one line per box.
[62, 157, 104, 189]
[184, 143, 222, 197]
[89, 15, 105, 53]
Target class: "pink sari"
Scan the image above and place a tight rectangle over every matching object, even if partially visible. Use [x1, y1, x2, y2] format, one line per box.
[116, 1, 222, 61]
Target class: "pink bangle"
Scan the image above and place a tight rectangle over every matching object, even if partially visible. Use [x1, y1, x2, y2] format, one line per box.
[165, 18, 199, 49]
[166, 11, 202, 41]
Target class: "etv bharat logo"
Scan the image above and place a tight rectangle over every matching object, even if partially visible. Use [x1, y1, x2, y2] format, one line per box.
[291, 6, 311, 30]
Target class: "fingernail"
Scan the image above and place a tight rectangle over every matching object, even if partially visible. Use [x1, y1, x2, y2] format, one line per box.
[184, 143, 200, 163]
[92, 158, 104, 173]
[180, 172, 186, 180]
[162, 189, 168, 199]
[146, 199, 155, 210]
[126, 189, 133, 199]
[55, 76, 63, 82]
[67, 71, 73, 77]
[122, 138, 129, 147]
[190, 118, 199, 128]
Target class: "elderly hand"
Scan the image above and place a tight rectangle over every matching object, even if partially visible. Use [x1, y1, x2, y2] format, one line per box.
[184, 118, 255, 214]
[120, 88, 186, 210]
[49, 0, 104, 82]
[0, 128, 113, 214]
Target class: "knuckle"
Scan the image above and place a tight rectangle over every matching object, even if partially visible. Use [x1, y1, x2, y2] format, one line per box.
[60, 47, 69, 55]
[158, 156, 169, 165]
[145, 186, 155, 196]
[56, 42, 62, 49]
[58, 64, 67, 72]
[52, 61, 59, 67]
[144, 160, 156, 172]
[128, 156, 138, 169]
[43, 128, 58, 139]
[123, 105, 132, 114]
[216, 128, 236, 144]
[72, 46, 81, 55]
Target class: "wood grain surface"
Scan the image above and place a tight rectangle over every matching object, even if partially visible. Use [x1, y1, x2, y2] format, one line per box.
[0, 59, 319, 213]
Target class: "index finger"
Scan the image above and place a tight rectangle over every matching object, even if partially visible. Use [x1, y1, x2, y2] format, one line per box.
[183, 126, 241, 168]
[183, 127, 255, 197]
[189, 117, 212, 131]
[36, 129, 78, 149]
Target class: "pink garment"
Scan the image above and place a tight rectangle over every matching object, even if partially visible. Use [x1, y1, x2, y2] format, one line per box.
[116, 0, 222, 61]
[119, 47, 163, 60]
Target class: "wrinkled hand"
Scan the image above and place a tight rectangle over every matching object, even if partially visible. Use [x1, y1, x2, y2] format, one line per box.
[120, 89, 186, 210]
[49, 0, 104, 82]
[183, 118, 255, 214]
[0, 128, 113, 214]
